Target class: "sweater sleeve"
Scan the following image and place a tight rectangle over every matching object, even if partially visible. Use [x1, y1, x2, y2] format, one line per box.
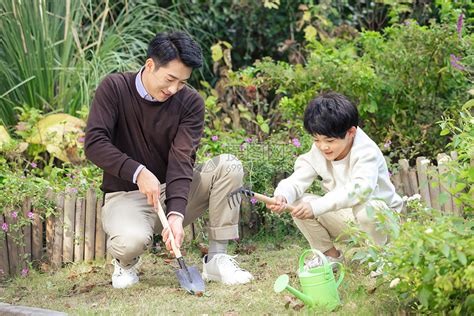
[310, 148, 379, 216]
[84, 76, 141, 182]
[274, 153, 319, 204]
[165, 94, 205, 216]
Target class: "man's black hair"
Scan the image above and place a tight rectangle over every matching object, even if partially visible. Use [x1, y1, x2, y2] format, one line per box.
[147, 31, 203, 69]
[303, 92, 359, 139]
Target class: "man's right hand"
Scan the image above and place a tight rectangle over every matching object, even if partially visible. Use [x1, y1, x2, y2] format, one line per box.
[266, 195, 288, 214]
[136, 167, 160, 206]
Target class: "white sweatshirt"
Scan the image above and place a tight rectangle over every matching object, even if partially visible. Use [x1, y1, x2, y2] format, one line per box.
[274, 128, 403, 216]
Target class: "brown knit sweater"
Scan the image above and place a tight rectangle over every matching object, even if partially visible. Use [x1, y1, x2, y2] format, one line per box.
[84, 72, 205, 216]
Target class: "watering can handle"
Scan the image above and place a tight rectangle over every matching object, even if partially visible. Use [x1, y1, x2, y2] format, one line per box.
[298, 249, 329, 273]
[330, 262, 345, 288]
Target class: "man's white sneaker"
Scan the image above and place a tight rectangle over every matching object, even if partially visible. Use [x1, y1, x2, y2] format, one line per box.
[202, 254, 253, 285]
[111, 258, 140, 289]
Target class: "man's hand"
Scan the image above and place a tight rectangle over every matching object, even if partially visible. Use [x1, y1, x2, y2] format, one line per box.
[266, 195, 288, 214]
[137, 167, 160, 206]
[291, 202, 315, 220]
[162, 214, 184, 256]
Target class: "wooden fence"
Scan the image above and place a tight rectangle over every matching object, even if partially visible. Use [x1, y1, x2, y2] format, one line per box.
[0, 152, 465, 277]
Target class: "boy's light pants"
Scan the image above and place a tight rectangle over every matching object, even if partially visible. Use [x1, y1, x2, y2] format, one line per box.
[293, 193, 390, 253]
[101, 154, 243, 268]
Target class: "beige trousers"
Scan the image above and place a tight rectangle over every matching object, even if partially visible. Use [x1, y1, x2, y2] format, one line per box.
[292, 193, 390, 253]
[102, 154, 243, 267]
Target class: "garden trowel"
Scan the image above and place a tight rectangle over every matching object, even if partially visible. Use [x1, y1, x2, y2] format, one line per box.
[154, 201, 205, 295]
[228, 186, 296, 212]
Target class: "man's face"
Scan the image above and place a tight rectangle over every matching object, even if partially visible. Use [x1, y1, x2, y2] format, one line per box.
[142, 58, 192, 102]
[313, 127, 356, 161]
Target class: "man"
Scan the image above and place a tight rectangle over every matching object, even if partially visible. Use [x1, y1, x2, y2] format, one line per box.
[85, 32, 253, 288]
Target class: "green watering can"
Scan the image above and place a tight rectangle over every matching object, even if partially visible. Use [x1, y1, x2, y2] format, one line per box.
[274, 249, 345, 311]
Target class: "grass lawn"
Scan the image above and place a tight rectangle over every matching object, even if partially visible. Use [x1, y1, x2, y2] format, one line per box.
[0, 237, 400, 315]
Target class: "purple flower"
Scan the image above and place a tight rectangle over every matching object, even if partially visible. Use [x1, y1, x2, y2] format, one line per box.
[1, 223, 8, 232]
[250, 197, 257, 205]
[292, 138, 301, 148]
[211, 135, 219, 142]
[205, 152, 211, 157]
[77, 136, 85, 143]
[245, 137, 253, 144]
[457, 13, 463, 40]
[66, 173, 71, 178]
[287, 120, 291, 124]
[239, 144, 245, 151]
[27, 212, 34, 219]
[21, 268, 29, 276]
[68, 187, 78, 194]
[384, 140, 392, 148]
[11, 211, 18, 219]
[450, 54, 465, 71]
[30, 162, 37, 168]
[388, 171, 393, 177]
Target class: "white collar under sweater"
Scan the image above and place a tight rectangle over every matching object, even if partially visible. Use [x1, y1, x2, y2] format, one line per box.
[274, 127, 403, 216]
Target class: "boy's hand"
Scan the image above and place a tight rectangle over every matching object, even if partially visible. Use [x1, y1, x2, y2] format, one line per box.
[266, 195, 288, 214]
[291, 202, 315, 219]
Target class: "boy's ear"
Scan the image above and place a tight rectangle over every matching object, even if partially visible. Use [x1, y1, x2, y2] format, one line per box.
[347, 126, 357, 138]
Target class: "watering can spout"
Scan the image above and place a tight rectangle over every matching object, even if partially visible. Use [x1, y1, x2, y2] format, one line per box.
[274, 274, 315, 307]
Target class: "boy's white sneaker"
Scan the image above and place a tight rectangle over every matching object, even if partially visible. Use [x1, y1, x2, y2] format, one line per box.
[202, 254, 253, 285]
[304, 252, 344, 271]
[112, 258, 140, 289]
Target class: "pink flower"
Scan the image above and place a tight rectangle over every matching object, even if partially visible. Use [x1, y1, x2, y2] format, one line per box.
[78, 136, 85, 143]
[27, 212, 34, 219]
[206, 152, 211, 157]
[21, 268, 29, 276]
[384, 140, 392, 148]
[250, 197, 257, 205]
[1, 223, 8, 232]
[450, 54, 465, 71]
[11, 212, 18, 219]
[388, 171, 393, 177]
[292, 138, 301, 148]
[68, 187, 78, 194]
[30, 162, 37, 168]
[245, 137, 253, 143]
[211, 135, 219, 142]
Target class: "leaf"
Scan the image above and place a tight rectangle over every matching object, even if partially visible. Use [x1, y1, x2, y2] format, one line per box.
[440, 129, 450, 136]
[211, 43, 223, 62]
[260, 123, 270, 134]
[0, 125, 11, 147]
[441, 244, 450, 258]
[418, 287, 431, 307]
[304, 25, 317, 42]
[456, 250, 467, 266]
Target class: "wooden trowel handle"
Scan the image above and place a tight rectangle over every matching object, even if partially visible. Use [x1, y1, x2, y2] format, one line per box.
[252, 192, 296, 212]
[155, 201, 183, 259]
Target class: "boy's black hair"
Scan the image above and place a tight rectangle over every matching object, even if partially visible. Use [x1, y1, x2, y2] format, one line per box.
[147, 31, 203, 69]
[303, 92, 359, 138]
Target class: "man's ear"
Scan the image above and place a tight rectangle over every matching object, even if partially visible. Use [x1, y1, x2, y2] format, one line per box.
[145, 58, 155, 72]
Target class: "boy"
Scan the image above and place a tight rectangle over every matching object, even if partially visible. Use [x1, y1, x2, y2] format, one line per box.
[267, 92, 403, 267]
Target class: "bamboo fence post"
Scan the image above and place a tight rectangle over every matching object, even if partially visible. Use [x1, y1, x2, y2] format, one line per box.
[391, 172, 403, 196]
[74, 197, 85, 262]
[399, 159, 412, 196]
[31, 204, 43, 262]
[21, 198, 32, 262]
[437, 153, 453, 214]
[0, 215, 10, 277]
[51, 193, 64, 269]
[63, 193, 76, 263]
[408, 169, 419, 195]
[5, 208, 19, 274]
[428, 165, 441, 210]
[84, 189, 97, 261]
[416, 157, 431, 207]
[448, 151, 463, 215]
[94, 195, 105, 260]
[45, 189, 55, 260]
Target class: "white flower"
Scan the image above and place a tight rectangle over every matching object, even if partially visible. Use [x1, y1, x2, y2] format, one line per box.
[402, 195, 408, 201]
[390, 278, 400, 288]
[425, 227, 433, 234]
[413, 194, 421, 200]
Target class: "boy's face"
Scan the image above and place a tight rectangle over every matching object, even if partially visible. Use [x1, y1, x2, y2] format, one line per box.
[142, 58, 192, 102]
[313, 127, 357, 161]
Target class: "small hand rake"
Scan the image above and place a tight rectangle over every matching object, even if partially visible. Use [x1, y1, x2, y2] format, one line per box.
[154, 201, 205, 295]
[228, 186, 295, 212]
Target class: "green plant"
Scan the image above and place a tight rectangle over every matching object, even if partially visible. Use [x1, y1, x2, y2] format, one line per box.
[348, 195, 473, 314]
[438, 98, 474, 215]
